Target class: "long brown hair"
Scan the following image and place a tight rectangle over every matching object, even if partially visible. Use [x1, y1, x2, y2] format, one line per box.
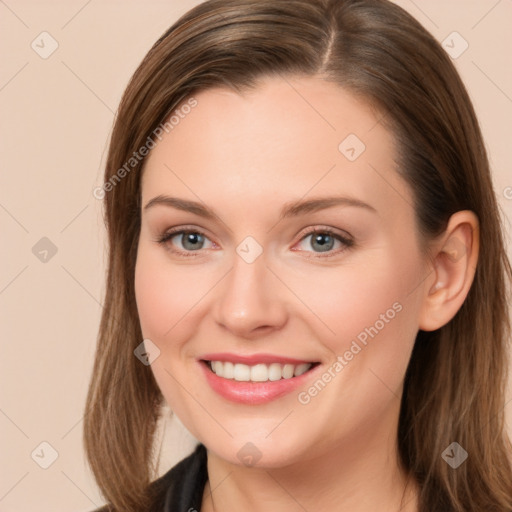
[83, 1, 512, 510]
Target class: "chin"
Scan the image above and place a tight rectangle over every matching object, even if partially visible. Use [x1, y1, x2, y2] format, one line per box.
[199, 431, 314, 469]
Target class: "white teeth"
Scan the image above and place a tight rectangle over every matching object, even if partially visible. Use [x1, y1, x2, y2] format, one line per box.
[268, 363, 282, 381]
[294, 363, 311, 377]
[250, 364, 268, 382]
[282, 364, 294, 379]
[209, 361, 313, 381]
[233, 363, 250, 381]
[223, 361, 234, 379]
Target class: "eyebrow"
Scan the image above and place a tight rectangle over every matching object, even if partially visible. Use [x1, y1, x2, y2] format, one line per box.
[143, 194, 377, 220]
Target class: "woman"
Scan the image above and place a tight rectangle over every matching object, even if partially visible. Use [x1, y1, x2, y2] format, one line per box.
[84, 0, 512, 511]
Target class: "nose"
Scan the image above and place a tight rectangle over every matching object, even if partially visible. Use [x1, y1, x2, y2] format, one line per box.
[212, 251, 289, 339]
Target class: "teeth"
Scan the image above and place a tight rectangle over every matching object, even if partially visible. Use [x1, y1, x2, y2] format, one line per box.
[233, 363, 250, 381]
[250, 364, 268, 382]
[268, 363, 282, 381]
[282, 364, 294, 379]
[209, 361, 313, 381]
[223, 361, 234, 379]
[294, 363, 311, 376]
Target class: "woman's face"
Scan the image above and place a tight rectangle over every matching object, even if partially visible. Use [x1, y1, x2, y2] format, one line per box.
[135, 76, 430, 467]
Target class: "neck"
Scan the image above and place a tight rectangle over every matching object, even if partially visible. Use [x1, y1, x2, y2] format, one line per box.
[201, 410, 419, 512]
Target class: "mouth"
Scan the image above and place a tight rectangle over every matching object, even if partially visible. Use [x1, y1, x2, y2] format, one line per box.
[202, 360, 320, 382]
[198, 355, 321, 405]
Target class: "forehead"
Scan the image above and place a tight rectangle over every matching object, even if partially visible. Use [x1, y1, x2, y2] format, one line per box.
[141, 75, 412, 217]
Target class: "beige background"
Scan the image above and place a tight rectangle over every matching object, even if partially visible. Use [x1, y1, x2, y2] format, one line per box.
[1, 0, 511, 510]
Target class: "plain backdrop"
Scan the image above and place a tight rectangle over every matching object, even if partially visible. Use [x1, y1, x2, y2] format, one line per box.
[1, 1, 511, 510]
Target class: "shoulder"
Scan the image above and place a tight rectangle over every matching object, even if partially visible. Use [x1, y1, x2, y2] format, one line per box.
[88, 443, 207, 512]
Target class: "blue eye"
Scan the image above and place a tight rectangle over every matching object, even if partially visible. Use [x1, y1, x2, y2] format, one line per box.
[295, 229, 353, 256]
[157, 226, 353, 258]
[306, 232, 336, 252]
[157, 229, 214, 254]
[175, 232, 207, 251]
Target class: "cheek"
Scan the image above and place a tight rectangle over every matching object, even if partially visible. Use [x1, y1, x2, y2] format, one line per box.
[134, 260, 175, 340]
[283, 248, 423, 416]
[284, 249, 421, 351]
[284, 253, 422, 441]
[134, 243, 212, 340]
[134, 245, 207, 430]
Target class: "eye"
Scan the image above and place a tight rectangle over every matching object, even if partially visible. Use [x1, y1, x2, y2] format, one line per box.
[156, 226, 353, 258]
[157, 228, 215, 255]
[294, 228, 353, 256]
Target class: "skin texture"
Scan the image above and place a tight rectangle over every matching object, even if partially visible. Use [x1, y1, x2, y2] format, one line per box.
[134, 76, 478, 512]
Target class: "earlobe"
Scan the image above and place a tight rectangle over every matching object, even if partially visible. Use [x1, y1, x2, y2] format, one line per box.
[418, 211, 479, 332]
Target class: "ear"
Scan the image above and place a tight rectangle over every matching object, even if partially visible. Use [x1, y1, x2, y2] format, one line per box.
[418, 210, 479, 332]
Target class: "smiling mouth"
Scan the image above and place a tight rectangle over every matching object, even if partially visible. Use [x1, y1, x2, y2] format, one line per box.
[202, 360, 320, 382]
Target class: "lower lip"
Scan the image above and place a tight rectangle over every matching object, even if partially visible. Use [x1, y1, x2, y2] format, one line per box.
[199, 361, 319, 405]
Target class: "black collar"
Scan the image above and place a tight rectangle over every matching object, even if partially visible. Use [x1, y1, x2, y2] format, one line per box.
[150, 443, 208, 512]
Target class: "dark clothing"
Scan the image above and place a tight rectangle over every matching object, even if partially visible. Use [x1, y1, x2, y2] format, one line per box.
[158, 443, 207, 511]
[92, 443, 207, 512]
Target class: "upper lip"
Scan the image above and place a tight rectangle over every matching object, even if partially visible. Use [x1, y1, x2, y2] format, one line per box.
[199, 352, 317, 365]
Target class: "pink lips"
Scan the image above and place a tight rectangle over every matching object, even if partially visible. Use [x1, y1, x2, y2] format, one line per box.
[200, 352, 312, 365]
[198, 353, 319, 405]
